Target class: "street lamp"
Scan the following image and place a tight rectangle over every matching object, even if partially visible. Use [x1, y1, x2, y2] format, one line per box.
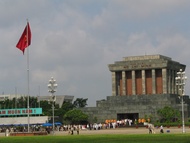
[175, 69, 187, 133]
[48, 77, 58, 134]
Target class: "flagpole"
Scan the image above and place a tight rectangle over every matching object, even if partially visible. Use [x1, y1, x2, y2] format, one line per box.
[26, 19, 30, 133]
[16, 20, 31, 132]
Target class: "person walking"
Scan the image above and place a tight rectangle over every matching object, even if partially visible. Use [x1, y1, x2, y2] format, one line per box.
[160, 125, 164, 133]
[76, 126, 79, 135]
[71, 126, 74, 135]
[148, 124, 152, 134]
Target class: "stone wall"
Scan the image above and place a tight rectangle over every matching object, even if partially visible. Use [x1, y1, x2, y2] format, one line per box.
[81, 94, 190, 123]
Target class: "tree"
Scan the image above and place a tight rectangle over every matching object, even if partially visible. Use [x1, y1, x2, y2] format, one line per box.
[63, 109, 88, 124]
[55, 101, 74, 122]
[157, 106, 180, 123]
[73, 98, 88, 108]
[40, 100, 52, 116]
[29, 97, 38, 108]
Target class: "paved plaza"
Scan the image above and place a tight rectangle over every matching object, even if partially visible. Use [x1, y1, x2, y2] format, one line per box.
[0, 126, 189, 137]
[54, 127, 190, 136]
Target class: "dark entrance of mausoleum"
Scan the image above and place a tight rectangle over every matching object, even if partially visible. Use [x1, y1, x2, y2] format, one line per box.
[117, 113, 138, 121]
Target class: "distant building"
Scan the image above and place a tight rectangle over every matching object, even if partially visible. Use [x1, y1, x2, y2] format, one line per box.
[0, 94, 74, 125]
[37, 95, 74, 108]
[0, 94, 24, 101]
[81, 55, 190, 123]
[0, 94, 74, 108]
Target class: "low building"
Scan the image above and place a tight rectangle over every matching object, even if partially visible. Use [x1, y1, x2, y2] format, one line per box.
[0, 116, 49, 125]
[0, 94, 74, 125]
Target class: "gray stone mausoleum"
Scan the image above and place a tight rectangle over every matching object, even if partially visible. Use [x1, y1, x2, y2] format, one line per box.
[81, 55, 190, 123]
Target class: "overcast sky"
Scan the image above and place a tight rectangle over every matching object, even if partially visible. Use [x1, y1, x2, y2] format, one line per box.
[0, 0, 190, 106]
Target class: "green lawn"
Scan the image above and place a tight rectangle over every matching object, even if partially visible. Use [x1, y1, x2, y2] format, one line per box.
[0, 134, 190, 143]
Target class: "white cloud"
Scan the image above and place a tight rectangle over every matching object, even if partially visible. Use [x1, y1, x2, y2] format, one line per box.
[0, 0, 190, 106]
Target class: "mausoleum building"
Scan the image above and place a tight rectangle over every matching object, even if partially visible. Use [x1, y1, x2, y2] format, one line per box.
[109, 54, 185, 96]
[81, 55, 190, 123]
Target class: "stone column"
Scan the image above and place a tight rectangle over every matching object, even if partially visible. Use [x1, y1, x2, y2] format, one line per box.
[122, 71, 126, 95]
[132, 70, 136, 95]
[168, 70, 171, 94]
[171, 70, 175, 94]
[162, 68, 167, 94]
[111, 72, 116, 96]
[152, 69, 156, 94]
[142, 70, 146, 94]
[173, 70, 177, 94]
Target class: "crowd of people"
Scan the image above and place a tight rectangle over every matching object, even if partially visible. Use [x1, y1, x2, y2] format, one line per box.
[0, 118, 166, 135]
[0, 124, 44, 133]
[0, 118, 135, 134]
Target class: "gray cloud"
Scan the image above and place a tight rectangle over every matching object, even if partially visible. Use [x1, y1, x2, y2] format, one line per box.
[0, 0, 190, 106]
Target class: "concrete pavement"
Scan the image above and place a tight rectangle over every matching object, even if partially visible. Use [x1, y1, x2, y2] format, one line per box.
[1, 126, 189, 137]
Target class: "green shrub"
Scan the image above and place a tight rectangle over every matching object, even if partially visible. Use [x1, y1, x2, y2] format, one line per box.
[185, 122, 190, 126]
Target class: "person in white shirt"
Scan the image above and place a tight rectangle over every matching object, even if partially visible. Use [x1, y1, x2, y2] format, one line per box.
[160, 125, 164, 133]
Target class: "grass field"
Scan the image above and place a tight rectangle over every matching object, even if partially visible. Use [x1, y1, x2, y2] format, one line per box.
[0, 134, 190, 143]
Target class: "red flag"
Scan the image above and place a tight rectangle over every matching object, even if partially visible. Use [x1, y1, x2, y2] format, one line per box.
[16, 22, 31, 54]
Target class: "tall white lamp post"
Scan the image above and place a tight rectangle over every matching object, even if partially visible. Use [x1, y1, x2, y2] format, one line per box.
[48, 77, 58, 134]
[175, 69, 187, 133]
